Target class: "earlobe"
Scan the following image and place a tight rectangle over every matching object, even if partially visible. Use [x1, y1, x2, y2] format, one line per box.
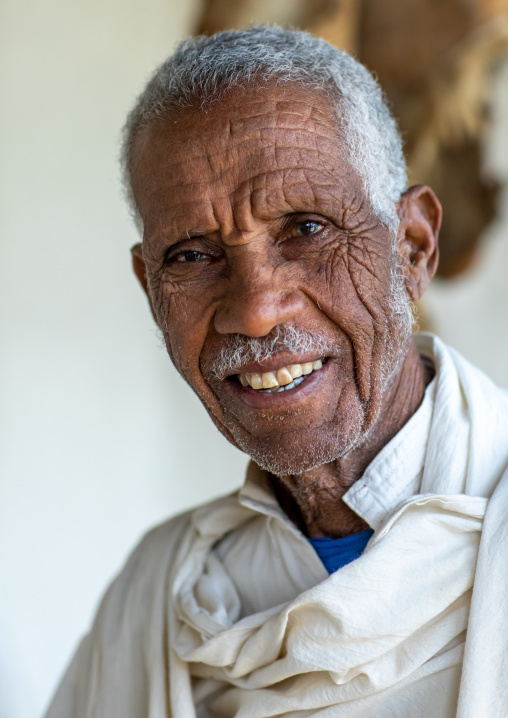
[396, 185, 442, 300]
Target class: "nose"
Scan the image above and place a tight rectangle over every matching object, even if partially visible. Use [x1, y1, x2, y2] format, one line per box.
[214, 257, 305, 338]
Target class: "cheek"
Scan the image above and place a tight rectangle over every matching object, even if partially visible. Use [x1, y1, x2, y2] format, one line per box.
[151, 277, 212, 377]
[347, 238, 394, 318]
[301, 239, 394, 401]
[309, 244, 377, 343]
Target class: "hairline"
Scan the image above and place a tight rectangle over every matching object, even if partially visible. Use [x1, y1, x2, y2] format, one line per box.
[126, 77, 362, 227]
[120, 27, 407, 237]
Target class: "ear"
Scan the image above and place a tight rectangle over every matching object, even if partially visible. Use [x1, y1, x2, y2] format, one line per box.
[396, 185, 442, 300]
[131, 243, 158, 323]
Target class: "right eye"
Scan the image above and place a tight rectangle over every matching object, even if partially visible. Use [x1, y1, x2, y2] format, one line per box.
[174, 250, 209, 263]
[289, 220, 325, 238]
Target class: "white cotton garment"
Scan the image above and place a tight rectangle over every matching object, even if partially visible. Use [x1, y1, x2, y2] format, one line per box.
[45, 334, 508, 718]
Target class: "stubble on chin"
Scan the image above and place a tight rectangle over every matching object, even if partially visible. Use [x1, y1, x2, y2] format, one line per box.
[221, 338, 412, 479]
[221, 387, 367, 477]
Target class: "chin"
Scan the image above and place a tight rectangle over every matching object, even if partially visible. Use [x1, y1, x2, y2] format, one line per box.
[230, 422, 364, 477]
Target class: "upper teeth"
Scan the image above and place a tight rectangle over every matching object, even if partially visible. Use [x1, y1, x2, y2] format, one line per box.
[239, 359, 323, 391]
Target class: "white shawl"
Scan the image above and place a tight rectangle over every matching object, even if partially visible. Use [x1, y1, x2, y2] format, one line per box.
[45, 335, 508, 718]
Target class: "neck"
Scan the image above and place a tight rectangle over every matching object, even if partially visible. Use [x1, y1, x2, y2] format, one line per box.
[270, 341, 432, 538]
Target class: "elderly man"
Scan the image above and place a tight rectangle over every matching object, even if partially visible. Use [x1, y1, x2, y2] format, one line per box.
[46, 26, 508, 718]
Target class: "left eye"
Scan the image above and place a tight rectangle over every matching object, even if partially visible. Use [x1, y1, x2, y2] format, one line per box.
[290, 221, 324, 238]
[175, 250, 208, 263]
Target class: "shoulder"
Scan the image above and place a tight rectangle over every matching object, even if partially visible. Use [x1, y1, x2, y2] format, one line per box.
[445, 340, 508, 438]
[416, 333, 508, 497]
[45, 492, 241, 717]
[418, 332, 508, 417]
[98, 490, 241, 624]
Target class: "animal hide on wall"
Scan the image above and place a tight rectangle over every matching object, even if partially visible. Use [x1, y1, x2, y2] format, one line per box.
[196, 0, 508, 278]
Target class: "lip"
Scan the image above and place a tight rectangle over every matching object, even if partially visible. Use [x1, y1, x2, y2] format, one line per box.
[226, 358, 331, 408]
[222, 353, 329, 378]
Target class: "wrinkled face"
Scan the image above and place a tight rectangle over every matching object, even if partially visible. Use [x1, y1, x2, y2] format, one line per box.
[130, 85, 411, 475]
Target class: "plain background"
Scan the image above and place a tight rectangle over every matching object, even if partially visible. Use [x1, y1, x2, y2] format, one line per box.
[0, 1, 507, 715]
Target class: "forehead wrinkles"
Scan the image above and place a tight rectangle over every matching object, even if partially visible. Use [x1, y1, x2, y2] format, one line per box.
[137, 91, 358, 240]
[140, 108, 341, 200]
[225, 118, 352, 230]
[218, 101, 342, 172]
[209, 113, 350, 231]
[227, 97, 338, 141]
[165, 92, 342, 179]
[230, 165, 347, 229]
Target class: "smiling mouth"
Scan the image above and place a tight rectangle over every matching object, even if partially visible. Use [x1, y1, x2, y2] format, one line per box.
[236, 358, 326, 394]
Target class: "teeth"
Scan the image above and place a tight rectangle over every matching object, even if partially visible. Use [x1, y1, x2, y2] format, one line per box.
[262, 371, 278, 389]
[238, 358, 326, 391]
[289, 364, 303, 379]
[250, 372, 263, 390]
[276, 367, 293, 386]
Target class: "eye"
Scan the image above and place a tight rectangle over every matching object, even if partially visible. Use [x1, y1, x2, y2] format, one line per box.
[175, 250, 208, 263]
[290, 220, 324, 238]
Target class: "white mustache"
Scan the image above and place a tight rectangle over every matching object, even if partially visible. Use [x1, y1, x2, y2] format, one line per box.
[210, 325, 335, 380]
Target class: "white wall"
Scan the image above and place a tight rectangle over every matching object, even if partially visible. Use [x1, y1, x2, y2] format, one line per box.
[0, 1, 247, 716]
[1, 4, 507, 716]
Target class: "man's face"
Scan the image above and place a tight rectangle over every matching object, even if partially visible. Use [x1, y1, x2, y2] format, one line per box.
[130, 85, 410, 475]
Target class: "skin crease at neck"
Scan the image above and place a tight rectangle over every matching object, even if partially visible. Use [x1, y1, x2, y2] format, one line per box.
[130, 82, 442, 539]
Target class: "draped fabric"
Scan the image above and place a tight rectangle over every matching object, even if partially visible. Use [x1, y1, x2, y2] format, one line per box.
[45, 334, 508, 718]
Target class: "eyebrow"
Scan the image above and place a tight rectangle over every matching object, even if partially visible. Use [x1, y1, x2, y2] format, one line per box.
[176, 227, 219, 241]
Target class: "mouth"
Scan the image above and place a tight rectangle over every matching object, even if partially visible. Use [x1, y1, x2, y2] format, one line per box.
[234, 358, 327, 394]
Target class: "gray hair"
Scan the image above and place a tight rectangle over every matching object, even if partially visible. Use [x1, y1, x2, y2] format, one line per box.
[120, 25, 407, 234]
